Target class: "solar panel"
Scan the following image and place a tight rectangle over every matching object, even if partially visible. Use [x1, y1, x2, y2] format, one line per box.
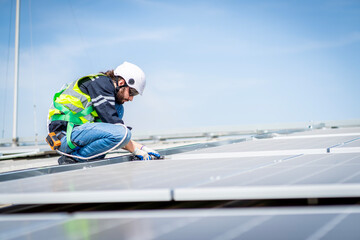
[279, 127, 360, 136]
[335, 138, 360, 148]
[0, 128, 359, 204]
[0, 152, 359, 203]
[1, 206, 360, 239]
[0, 214, 67, 239]
[199, 153, 360, 186]
[179, 135, 360, 153]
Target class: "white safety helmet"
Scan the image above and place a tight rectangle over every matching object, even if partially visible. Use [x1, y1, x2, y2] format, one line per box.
[114, 61, 146, 95]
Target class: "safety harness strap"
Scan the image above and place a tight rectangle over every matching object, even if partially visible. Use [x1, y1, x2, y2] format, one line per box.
[52, 89, 96, 150]
[66, 122, 77, 149]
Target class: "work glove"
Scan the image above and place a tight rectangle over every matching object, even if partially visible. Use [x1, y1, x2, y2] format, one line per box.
[132, 146, 161, 160]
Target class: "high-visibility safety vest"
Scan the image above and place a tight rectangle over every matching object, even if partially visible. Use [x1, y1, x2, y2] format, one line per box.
[48, 74, 106, 149]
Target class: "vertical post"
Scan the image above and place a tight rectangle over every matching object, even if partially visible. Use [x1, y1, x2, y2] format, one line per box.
[12, 0, 20, 147]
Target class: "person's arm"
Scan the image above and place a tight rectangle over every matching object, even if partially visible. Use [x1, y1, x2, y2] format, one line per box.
[123, 140, 141, 153]
[81, 76, 123, 124]
[124, 140, 161, 160]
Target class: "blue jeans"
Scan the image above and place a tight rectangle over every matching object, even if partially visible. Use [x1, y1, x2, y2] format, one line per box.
[58, 104, 131, 161]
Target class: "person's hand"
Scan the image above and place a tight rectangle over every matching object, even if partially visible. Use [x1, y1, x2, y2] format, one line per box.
[141, 146, 161, 159]
[132, 146, 160, 160]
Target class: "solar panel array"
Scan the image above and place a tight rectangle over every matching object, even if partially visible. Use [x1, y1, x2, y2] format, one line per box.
[2, 206, 360, 239]
[0, 127, 360, 239]
[0, 128, 359, 203]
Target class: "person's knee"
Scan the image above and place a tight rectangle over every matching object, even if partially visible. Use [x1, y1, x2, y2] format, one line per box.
[111, 125, 131, 146]
[124, 129, 131, 145]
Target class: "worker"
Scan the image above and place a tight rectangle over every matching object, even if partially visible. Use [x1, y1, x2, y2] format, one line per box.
[47, 61, 161, 165]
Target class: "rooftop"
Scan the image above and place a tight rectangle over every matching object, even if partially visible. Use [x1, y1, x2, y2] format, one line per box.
[0, 120, 360, 239]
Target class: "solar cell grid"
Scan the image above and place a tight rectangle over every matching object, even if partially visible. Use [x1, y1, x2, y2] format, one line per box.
[0, 214, 67, 240]
[196, 153, 360, 187]
[182, 135, 360, 154]
[277, 127, 360, 136]
[1, 153, 360, 203]
[0, 128, 360, 204]
[1, 207, 360, 240]
[335, 138, 360, 148]
[1, 153, 360, 202]
[0, 155, 293, 193]
[1, 127, 360, 239]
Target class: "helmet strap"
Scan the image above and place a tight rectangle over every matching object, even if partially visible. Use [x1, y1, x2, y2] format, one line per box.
[114, 76, 128, 94]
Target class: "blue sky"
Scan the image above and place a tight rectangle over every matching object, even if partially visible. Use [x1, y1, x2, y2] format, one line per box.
[0, 0, 359, 138]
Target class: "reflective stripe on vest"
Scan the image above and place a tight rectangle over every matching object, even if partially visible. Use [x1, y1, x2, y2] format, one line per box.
[48, 73, 106, 149]
[48, 74, 104, 123]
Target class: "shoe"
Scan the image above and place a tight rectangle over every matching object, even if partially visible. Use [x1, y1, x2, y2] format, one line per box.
[87, 155, 106, 162]
[58, 155, 78, 165]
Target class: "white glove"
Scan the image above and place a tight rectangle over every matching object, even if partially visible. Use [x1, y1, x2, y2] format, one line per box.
[141, 146, 161, 159]
[132, 146, 160, 160]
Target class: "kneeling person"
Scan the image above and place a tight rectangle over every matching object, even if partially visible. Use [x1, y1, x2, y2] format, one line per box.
[47, 61, 161, 164]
